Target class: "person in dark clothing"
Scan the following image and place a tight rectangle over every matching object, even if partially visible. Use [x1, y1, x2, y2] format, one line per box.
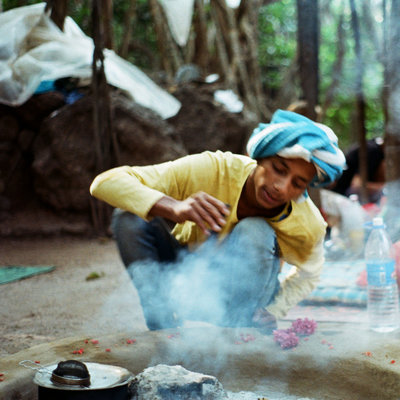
[331, 137, 385, 204]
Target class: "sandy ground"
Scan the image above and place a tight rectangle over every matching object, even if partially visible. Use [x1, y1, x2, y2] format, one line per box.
[2, 237, 400, 400]
[0, 236, 148, 357]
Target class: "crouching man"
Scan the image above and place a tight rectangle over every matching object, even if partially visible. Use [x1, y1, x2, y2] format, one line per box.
[90, 110, 345, 333]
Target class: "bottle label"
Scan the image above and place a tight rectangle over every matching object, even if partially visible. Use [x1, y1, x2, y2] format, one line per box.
[367, 260, 396, 286]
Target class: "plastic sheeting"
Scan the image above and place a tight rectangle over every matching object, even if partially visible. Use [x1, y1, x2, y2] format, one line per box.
[158, 0, 240, 47]
[159, 0, 194, 47]
[0, 3, 181, 119]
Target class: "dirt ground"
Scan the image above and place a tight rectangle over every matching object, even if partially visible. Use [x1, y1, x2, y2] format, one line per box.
[0, 236, 148, 357]
[3, 236, 400, 400]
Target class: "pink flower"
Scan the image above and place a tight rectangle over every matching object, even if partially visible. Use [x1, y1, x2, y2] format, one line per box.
[273, 329, 299, 349]
[291, 318, 317, 335]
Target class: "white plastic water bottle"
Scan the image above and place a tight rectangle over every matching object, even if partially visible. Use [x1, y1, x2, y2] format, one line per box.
[365, 217, 399, 332]
[347, 194, 365, 255]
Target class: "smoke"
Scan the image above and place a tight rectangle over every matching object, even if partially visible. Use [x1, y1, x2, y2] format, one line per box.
[127, 233, 272, 330]
[383, 180, 400, 242]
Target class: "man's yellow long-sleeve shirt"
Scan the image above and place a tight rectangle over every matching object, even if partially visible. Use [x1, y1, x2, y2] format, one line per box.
[90, 150, 327, 318]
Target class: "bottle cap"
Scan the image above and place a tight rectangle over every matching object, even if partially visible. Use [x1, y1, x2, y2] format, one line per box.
[349, 194, 359, 202]
[372, 217, 384, 227]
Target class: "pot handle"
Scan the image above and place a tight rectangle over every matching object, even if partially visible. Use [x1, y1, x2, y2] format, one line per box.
[19, 360, 52, 375]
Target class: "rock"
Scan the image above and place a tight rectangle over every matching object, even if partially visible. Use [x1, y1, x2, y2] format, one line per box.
[32, 91, 187, 211]
[1, 83, 254, 237]
[0, 114, 19, 141]
[175, 64, 201, 84]
[12, 92, 66, 130]
[168, 85, 255, 155]
[17, 129, 35, 151]
[129, 364, 228, 400]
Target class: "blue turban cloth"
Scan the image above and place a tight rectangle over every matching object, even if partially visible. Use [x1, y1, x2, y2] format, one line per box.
[246, 109, 346, 188]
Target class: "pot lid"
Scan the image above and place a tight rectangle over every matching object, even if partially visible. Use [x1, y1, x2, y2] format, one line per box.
[33, 362, 132, 390]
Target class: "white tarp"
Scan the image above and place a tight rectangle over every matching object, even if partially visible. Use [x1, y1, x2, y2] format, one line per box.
[0, 3, 181, 119]
[158, 0, 239, 47]
[158, 0, 195, 47]
[225, 0, 241, 8]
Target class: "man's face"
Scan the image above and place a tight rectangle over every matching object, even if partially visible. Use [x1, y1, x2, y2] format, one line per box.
[252, 155, 317, 209]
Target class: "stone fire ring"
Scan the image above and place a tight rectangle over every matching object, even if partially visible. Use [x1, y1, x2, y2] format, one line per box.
[1, 324, 400, 399]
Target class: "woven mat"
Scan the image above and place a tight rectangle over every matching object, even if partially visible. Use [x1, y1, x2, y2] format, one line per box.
[0, 266, 55, 284]
[280, 259, 367, 307]
[283, 303, 368, 323]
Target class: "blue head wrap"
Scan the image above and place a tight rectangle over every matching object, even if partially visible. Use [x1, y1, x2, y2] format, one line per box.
[246, 109, 346, 188]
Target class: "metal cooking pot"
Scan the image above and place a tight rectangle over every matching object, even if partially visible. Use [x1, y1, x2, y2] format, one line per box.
[20, 359, 133, 400]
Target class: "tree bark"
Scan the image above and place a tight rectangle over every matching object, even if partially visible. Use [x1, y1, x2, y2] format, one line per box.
[296, 0, 319, 120]
[119, 0, 137, 58]
[210, 3, 238, 91]
[148, 0, 170, 74]
[239, 0, 271, 119]
[211, 0, 259, 118]
[90, 0, 117, 236]
[193, 0, 209, 73]
[45, 0, 68, 31]
[149, 0, 183, 80]
[349, 0, 368, 204]
[101, 0, 114, 50]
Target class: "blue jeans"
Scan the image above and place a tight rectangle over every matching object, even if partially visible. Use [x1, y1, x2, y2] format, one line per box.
[112, 210, 280, 329]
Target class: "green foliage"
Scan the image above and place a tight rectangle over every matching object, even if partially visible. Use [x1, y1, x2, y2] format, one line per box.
[318, 0, 384, 149]
[2, 0, 386, 148]
[3, 0, 40, 9]
[258, 0, 297, 91]
[69, 0, 92, 34]
[111, 0, 158, 70]
[257, 0, 385, 149]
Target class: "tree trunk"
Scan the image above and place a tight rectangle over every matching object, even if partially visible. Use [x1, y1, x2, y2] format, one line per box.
[148, 0, 183, 81]
[211, 0, 260, 118]
[349, 0, 368, 204]
[239, 0, 271, 119]
[296, 0, 320, 208]
[296, 0, 319, 121]
[384, 0, 400, 240]
[193, 0, 209, 73]
[102, 0, 114, 50]
[210, 3, 238, 91]
[119, 0, 137, 58]
[90, 0, 117, 236]
[148, 0, 171, 74]
[45, 0, 68, 31]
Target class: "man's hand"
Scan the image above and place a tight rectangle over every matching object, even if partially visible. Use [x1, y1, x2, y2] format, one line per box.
[149, 192, 230, 236]
[252, 308, 277, 335]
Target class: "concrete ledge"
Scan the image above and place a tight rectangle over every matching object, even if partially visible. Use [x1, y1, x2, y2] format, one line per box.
[1, 324, 400, 399]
